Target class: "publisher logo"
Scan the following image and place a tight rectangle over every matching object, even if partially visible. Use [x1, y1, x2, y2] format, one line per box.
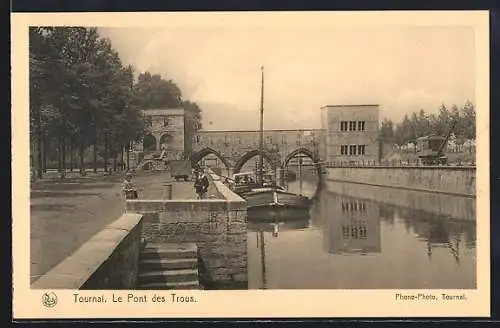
[42, 292, 57, 308]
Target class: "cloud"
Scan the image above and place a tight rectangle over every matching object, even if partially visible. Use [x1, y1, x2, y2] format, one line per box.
[98, 24, 475, 129]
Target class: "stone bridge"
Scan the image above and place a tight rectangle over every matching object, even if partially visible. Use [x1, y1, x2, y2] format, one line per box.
[190, 129, 326, 175]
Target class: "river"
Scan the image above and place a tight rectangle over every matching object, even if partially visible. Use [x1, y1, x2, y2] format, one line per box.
[246, 173, 476, 289]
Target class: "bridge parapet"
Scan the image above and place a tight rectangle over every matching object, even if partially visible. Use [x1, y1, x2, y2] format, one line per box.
[325, 159, 476, 169]
[193, 129, 324, 164]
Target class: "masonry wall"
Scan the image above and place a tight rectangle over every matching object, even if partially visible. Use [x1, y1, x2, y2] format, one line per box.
[126, 180, 248, 289]
[326, 166, 476, 197]
[31, 213, 144, 289]
[134, 108, 185, 161]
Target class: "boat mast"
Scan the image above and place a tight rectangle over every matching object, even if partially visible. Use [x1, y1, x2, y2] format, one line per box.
[258, 66, 265, 184]
[299, 155, 303, 196]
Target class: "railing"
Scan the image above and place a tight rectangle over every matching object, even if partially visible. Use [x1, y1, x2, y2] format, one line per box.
[320, 159, 476, 169]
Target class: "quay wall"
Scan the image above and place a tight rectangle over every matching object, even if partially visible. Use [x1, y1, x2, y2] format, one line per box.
[326, 166, 476, 197]
[126, 173, 248, 289]
[31, 213, 144, 289]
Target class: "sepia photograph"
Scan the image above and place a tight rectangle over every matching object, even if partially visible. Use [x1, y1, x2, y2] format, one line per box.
[12, 11, 490, 318]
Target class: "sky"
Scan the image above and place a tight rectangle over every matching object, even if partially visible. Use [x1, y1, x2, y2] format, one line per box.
[99, 24, 475, 131]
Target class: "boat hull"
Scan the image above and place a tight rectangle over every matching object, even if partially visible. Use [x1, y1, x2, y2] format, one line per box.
[276, 190, 310, 208]
[245, 189, 310, 210]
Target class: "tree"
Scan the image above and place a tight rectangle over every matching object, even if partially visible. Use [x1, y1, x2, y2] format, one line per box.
[59, 28, 102, 175]
[410, 112, 419, 139]
[389, 101, 475, 149]
[379, 118, 394, 142]
[29, 27, 47, 179]
[434, 104, 450, 135]
[416, 109, 432, 137]
[134, 72, 182, 109]
[394, 114, 415, 146]
[29, 27, 74, 177]
[461, 101, 476, 140]
[29, 27, 147, 178]
[448, 104, 465, 143]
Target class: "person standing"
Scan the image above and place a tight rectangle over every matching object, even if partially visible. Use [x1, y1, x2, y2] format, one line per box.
[200, 171, 209, 197]
[194, 171, 209, 199]
[122, 172, 138, 199]
[194, 172, 202, 199]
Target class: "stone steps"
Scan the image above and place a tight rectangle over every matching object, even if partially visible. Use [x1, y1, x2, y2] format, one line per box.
[137, 281, 203, 290]
[139, 268, 199, 284]
[140, 258, 198, 270]
[137, 243, 201, 290]
[141, 243, 198, 260]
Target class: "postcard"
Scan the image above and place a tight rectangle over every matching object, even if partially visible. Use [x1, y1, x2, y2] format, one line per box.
[12, 10, 490, 319]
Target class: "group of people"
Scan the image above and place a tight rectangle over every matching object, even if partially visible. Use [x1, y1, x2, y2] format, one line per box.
[232, 173, 275, 187]
[234, 175, 255, 185]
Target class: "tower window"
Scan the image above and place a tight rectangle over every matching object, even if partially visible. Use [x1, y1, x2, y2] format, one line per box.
[358, 121, 365, 131]
[358, 145, 366, 155]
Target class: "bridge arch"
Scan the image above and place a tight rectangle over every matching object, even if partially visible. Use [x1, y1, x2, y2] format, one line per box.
[233, 150, 280, 174]
[159, 133, 173, 149]
[190, 147, 231, 171]
[282, 147, 322, 177]
[143, 133, 156, 152]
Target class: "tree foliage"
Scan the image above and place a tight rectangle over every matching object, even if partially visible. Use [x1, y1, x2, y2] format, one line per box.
[30, 27, 204, 178]
[29, 27, 147, 177]
[380, 101, 476, 146]
[134, 72, 182, 109]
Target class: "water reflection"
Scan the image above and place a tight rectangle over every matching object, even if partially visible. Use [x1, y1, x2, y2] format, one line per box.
[323, 195, 381, 255]
[247, 207, 310, 289]
[384, 206, 476, 264]
[318, 189, 476, 264]
[247, 178, 476, 289]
